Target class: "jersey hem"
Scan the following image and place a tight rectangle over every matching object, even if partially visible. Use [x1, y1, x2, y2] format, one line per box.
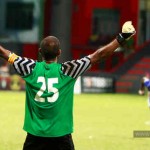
[23, 128, 73, 138]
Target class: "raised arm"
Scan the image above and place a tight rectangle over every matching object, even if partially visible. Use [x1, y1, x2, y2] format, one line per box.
[0, 45, 36, 76]
[0, 45, 11, 60]
[89, 21, 136, 64]
[0, 45, 20, 65]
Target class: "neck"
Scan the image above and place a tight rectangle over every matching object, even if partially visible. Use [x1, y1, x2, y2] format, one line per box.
[44, 58, 57, 64]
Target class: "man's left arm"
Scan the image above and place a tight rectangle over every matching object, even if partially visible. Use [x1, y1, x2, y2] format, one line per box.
[0, 45, 16, 61]
[0, 45, 36, 76]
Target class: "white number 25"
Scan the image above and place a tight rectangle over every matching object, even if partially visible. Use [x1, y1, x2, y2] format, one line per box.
[34, 77, 59, 102]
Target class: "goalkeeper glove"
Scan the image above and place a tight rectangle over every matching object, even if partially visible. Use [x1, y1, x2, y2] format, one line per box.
[116, 21, 136, 45]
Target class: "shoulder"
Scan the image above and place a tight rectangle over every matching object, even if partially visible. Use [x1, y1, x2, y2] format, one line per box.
[62, 56, 91, 67]
[13, 56, 36, 76]
[61, 56, 91, 78]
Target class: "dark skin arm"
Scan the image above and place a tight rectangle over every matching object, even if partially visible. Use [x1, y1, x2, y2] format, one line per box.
[0, 21, 135, 63]
[89, 39, 119, 65]
[0, 40, 119, 64]
[0, 46, 11, 60]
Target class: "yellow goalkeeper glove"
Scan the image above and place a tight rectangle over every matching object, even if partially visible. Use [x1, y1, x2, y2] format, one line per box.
[116, 21, 136, 45]
[122, 21, 135, 33]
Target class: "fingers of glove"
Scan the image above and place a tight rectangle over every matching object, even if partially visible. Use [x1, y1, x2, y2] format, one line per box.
[122, 21, 135, 33]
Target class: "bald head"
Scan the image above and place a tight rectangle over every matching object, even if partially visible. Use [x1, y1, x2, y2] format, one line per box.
[40, 36, 61, 61]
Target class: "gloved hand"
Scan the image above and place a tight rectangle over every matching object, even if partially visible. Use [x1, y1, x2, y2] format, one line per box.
[116, 21, 136, 45]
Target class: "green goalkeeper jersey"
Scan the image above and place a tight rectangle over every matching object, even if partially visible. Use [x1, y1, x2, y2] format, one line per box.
[23, 62, 76, 137]
[13, 56, 91, 137]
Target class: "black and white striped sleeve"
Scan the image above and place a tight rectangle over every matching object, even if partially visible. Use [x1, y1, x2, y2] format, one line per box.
[13, 57, 36, 76]
[61, 56, 91, 78]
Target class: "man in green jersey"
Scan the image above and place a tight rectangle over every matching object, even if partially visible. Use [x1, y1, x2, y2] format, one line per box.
[0, 21, 135, 150]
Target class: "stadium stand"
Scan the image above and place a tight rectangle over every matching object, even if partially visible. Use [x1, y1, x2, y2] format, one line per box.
[113, 41, 150, 93]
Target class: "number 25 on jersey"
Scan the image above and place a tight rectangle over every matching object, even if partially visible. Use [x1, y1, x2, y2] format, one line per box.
[34, 77, 59, 102]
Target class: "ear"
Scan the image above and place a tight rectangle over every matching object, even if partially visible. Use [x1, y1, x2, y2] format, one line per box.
[39, 48, 42, 54]
[57, 49, 61, 56]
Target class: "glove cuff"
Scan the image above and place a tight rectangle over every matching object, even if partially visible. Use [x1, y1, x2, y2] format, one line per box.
[116, 33, 133, 46]
[116, 33, 125, 46]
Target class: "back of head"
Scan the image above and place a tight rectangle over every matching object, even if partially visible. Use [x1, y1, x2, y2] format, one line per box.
[40, 36, 60, 60]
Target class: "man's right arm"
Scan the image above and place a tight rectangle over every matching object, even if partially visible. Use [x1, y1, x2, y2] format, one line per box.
[89, 21, 136, 65]
[62, 21, 136, 79]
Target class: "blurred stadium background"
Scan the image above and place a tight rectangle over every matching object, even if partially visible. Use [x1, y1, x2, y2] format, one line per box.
[0, 0, 150, 93]
[0, 0, 150, 149]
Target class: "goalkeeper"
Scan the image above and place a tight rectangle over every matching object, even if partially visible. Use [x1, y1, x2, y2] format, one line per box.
[0, 21, 135, 150]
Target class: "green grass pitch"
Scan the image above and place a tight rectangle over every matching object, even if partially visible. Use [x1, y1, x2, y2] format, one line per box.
[0, 91, 150, 150]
